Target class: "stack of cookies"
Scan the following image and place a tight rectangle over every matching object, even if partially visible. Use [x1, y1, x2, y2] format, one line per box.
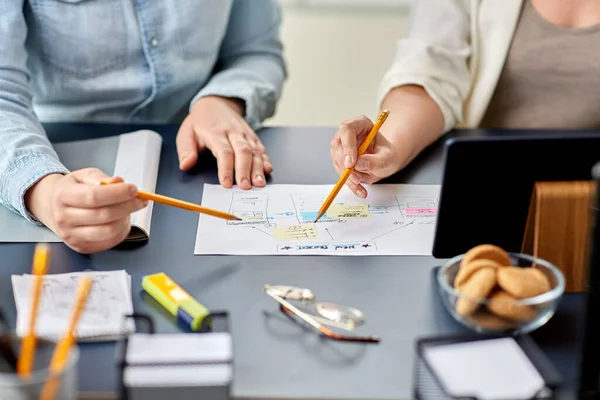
[453, 244, 553, 328]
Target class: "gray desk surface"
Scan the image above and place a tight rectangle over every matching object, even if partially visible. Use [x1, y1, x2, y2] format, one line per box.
[0, 123, 583, 400]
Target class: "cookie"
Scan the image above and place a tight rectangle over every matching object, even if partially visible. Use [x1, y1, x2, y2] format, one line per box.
[497, 267, 551, 298]
[468, 310, 518, 331]
[486, 290, 538, 322]
[455, 267, 497, 317]
[461, 244, 511, 269]
[454, 259, 502, 289]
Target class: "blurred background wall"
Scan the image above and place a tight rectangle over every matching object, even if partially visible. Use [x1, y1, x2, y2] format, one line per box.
[267, 0, 414, 127]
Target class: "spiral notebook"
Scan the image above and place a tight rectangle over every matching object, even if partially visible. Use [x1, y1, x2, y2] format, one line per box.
[11, 270, 135, 342]
[0, 130, 162, 243]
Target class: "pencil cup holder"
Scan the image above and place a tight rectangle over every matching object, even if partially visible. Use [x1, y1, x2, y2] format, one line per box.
[0, 338, 79, 400]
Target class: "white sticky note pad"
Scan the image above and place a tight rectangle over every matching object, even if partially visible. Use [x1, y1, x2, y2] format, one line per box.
[124, 333, 233, 388]
[423, 337, 546, 400]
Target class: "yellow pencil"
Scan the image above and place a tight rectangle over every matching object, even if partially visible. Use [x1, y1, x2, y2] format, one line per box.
[17, 243, 50, 377]
[39, 275, 92, 400]
[99, 181, 241, 221]
[314, 110, 390, 222]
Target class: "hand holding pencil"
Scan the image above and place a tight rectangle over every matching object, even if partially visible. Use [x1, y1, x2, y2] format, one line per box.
[25, 169, 148, 255]
[318, 110, 390, 221]
[99, 181, 241, 221]
[328, 111, 397, 200]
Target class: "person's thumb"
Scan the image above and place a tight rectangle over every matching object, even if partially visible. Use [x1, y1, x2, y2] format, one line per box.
[176, 119, 200, 171]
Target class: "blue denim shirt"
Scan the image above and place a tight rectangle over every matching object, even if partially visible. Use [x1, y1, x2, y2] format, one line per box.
[0, 0, 286, 223]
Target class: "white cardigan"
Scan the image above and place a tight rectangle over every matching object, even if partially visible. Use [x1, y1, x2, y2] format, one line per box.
[378, 0, 525, 133]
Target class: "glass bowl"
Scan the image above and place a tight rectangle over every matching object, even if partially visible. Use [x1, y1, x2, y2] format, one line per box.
[436, 252, 565, 334]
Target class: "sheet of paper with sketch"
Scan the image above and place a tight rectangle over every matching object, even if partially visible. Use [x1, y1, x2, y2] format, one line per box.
[194, 184, 441, 256]
[11, 270, 135, 341]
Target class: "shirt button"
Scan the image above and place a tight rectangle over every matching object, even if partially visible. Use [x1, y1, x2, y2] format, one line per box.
[150, 38, 158, 47]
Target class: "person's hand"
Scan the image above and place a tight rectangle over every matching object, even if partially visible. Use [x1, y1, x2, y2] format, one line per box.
[330, 115, 402, 198]
[24, 168, 148, 254]
[176, 95, 273, 189]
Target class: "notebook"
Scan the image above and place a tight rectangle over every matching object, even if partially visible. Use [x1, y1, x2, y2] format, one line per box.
[0, 130, 162, 243]
[11, 270, 135, 342]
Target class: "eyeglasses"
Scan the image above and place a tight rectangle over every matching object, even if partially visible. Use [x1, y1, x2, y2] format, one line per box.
[263, 285, 380, 343]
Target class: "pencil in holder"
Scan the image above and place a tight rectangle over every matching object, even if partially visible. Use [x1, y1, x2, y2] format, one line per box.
[117, 312, 233, 400]
[0, 307, 79, 400]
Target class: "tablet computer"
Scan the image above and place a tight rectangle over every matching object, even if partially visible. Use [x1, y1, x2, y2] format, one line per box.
[432, 130, 600, 258]
[578, 161, 600, 398]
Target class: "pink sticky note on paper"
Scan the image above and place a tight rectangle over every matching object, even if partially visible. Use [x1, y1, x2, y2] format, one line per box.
[403, 207, 438, 215]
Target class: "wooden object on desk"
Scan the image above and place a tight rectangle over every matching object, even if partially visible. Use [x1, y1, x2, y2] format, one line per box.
[521, 181, 596, 293]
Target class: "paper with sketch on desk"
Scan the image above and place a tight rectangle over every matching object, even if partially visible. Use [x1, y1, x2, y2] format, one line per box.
[11, 270, 135, 342]
[194, 183, 441, 256]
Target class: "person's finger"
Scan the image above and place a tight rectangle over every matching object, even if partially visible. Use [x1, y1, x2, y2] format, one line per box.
[250, 147, 266, 187]
[333, 155, 343, 174]
[252, 137, 273, 174]
[102, 176, 124, 185]
[70, 167, 111, 184]
[228, 131, 253, 189]
[66, 198, 148, 227]
[65, 218, 130, 254]
[176, 119, 200, 170]
[57, 178, 137, 209]
[355, 153, 390, 177]
[331, 137, 344, 170]
[261, 153, 273, 175]
[349, 172, 362, 185]
[349, 170, 377, 184]
[201, 130, 235, 188]
[70, 169, 128, 193]
[358, 173, 377, 185]
[337, 124, 357, 169]
[336, 115, 374, 168]
[344, 178, 367, 199]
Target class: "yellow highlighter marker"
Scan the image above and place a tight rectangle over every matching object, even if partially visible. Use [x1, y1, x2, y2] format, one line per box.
[142, 273, 210, 331]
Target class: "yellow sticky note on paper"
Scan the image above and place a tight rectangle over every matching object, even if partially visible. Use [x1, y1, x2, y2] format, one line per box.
[327, 204, 370, 218]
[273, 224, 318, 241]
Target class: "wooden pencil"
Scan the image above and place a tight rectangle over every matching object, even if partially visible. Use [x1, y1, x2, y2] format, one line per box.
[314, 110, 390, 222]
[17, 243, 50, 377]
[99, 181, 241, 221]
[39, 275, 92, 400]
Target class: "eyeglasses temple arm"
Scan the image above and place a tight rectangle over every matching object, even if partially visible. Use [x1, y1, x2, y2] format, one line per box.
[265, 290, 325, 332]
[265, 291, 380, 343]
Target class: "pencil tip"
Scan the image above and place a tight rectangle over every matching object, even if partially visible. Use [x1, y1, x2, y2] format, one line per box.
[314, 212, 324, 223]
[233, 216, 242, 221]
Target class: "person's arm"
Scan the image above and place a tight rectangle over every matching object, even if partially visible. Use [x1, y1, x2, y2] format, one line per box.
[330, 0, 472, 198]
[378, 0, 472, 136]
[0, 1, 69, 223]
[189, 0, 286, 129]
[377, 85, 444, 172]
[176, 0, 286, 189]
[0, 4, 148, 254]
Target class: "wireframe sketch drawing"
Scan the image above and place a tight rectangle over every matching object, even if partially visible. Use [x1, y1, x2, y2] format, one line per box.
[195, 184, 441, 255]
[12, 270, 134, 341]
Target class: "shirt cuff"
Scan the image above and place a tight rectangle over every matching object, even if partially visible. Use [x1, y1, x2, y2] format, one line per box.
[378, 73, 459, 134]
[0, 153, 69, 224]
